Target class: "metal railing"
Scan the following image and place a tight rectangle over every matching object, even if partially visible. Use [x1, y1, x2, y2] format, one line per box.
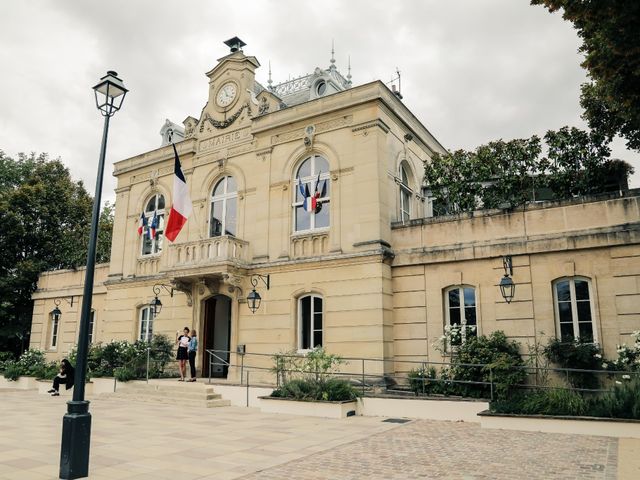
[202, 348, 640, 401]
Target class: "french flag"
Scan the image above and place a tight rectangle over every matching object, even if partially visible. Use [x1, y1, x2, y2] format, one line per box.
[165, 143, 192, 242]
[149, 211, 159, 239]
[298, 173, 326, 213]
[137, 212, 147, 236]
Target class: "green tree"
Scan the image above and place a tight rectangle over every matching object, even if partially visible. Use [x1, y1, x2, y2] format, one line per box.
[424, 128, 633, 215]
[532, 1, 640, 150]
[0, 150, 112, 354]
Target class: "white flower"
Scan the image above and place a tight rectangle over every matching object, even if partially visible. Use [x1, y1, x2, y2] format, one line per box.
[602, 363, 608, 369]
[615, 380, 622, 385]
[594, 353, 602, 359]
[622, 375, 631, 380]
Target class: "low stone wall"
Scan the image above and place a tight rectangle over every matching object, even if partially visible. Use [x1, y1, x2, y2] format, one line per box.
[0, 376, 38, 390]
[357, 396, 489, 423]
[209, 383, 274, 407]
[260, 397, 358, 419]
[479, 411, 640, 439]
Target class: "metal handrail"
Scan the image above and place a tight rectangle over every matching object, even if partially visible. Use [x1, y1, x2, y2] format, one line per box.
[206, 349, 231, 385]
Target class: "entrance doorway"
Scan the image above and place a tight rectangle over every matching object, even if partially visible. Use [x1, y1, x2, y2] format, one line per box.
[202, 295, 232, 378]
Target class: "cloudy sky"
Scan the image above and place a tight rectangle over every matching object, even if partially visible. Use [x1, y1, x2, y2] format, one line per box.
[1, 0, 638, 204]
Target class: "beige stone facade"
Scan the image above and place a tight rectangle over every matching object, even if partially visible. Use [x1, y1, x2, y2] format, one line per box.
[30, 43, 640, 381]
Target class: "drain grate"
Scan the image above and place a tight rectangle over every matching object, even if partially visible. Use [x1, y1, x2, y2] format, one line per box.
[382, 418, 411, 424]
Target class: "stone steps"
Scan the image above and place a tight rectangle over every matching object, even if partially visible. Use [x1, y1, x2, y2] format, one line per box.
[101, 381, 231, 408]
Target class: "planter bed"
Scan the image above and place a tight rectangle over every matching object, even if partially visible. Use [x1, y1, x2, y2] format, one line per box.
[359, 395, 489, 423]
[259, 396, 358, 419]
[478, 410, 640, 438]
[0, 376, 38, 390]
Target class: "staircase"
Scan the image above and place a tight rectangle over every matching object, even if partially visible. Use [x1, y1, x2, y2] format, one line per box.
[103, 381, 231, 408]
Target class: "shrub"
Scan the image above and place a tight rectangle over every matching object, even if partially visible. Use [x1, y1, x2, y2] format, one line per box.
[492, 388, 588, 416]
[543, 338, 602, 389]
[589, 379, 640, 419]
[452, 331, 526, 399]
[606, 330, 640, 373]
[114, 366, 136, 382]
[271, 377, 361, 402]
[3, 362, 21, 381]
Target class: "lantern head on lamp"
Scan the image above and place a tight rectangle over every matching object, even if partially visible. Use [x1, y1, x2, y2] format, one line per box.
[93, 71, 128, 117]
[51, 305, 62, 322]
[150, 296, 162, 316]
[500, 274, 515, 304]
[247, 289, 262, 313]
[247, 274, 270, 314]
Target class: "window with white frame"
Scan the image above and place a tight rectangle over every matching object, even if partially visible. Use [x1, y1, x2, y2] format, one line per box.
[444, 286, 477, 347]
[293, 155, 330, 232]
[139, 306, 154, 342]
[50, 314, 59, 349]
[210, 176, 237, 237]
[298, 295, 323, 350]
[88, 310, 95, 344]
[553, 277, 596, 342]
[399, 163, 412, 222]
[141, 193, 165, 256]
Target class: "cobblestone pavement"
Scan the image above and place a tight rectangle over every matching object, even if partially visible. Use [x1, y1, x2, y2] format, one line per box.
[241, 419, 619, 480]
[0, 389, 633, 479]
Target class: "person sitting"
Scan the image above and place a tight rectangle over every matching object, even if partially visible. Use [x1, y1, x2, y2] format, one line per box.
[48, 359, 75, 396]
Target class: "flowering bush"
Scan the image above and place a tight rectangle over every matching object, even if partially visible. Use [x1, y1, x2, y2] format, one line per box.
[543, 338, 603, 390]
[2, 349, 58, 380]
[605, 331, 640, 372]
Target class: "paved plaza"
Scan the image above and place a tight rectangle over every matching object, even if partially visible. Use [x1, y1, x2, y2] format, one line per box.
[0, 389, 638, 479]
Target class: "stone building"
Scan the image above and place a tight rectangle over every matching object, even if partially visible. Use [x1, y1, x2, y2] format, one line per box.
[29, 39, 640, 381]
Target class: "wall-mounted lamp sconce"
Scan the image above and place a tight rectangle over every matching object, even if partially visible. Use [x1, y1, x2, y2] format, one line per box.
[247, 274, 270, 314]
[51, 298, 63, 322]
[151, 284, 174, 316]
[499, 255, 515, 304]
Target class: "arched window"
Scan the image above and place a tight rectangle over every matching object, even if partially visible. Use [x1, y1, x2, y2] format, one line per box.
[399, 163, 412, 223]
[141, 193, 165, 256]
[298, 294, 323, 350]
[210, 176, 237, 237]
[293, 155, 330, 232]
[444, 286, 477, 347]
[553, 277, 596, 342]
[139, 306, 154, 342]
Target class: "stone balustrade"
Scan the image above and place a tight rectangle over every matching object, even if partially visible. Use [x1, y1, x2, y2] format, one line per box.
[165, 235, 250, 271]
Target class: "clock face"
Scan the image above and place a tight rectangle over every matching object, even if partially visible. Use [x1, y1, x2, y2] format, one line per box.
[216, 82, 237, 107]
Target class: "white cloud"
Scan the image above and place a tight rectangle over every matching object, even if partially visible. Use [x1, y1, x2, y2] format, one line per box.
[0, 0, 638, 203]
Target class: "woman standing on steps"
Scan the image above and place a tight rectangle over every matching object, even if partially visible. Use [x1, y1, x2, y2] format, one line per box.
[188, 330, 198, 382]
[176, 327, 190, 381]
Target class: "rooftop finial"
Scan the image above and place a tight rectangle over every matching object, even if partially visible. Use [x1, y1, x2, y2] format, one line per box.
[330, 39, 336, 69]
[268, 60, 273, 89]
[347, 56, 352, 85]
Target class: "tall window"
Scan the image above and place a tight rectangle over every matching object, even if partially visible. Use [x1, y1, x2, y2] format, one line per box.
[210, 176, 237, 237]
[293, 155, 330, 232]
[399, 164, 412, 222]
[88, 310, 95, 344]
[139, 306, 154, 342]
[141, 193, 165, 256]
[444, 286, 477, 347]
[299, 295, 323, 350]
[554, 277, 596, 342]
[50, 314, 59, 349]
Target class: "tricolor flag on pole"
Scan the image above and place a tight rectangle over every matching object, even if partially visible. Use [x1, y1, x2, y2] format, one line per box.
[165, 144, 192, 242]
[149, 211, 159, 239]
[298, 172, 326, 213]
[137, 212, 147, 236]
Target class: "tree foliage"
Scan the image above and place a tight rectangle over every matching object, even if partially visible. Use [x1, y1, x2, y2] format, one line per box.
[532, 1, 640, 151]
[424, 127, 634, 215]
[0, 150, 113, 354]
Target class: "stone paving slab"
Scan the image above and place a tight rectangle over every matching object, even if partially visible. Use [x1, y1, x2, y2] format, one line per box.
[240, 419, 619, 480]
[0, 389, 631, 479]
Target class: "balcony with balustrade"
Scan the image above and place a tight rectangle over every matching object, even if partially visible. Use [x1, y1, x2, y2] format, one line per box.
[161, 236, 251, 278]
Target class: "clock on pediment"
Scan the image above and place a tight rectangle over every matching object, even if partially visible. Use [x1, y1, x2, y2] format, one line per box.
[197, 37, 260, 133]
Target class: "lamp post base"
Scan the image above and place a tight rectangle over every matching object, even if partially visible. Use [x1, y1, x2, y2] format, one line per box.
[59, 400, 92, 479]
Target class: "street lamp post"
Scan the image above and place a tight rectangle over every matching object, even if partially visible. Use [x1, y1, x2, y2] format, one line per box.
[59, 71, 127, 480]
